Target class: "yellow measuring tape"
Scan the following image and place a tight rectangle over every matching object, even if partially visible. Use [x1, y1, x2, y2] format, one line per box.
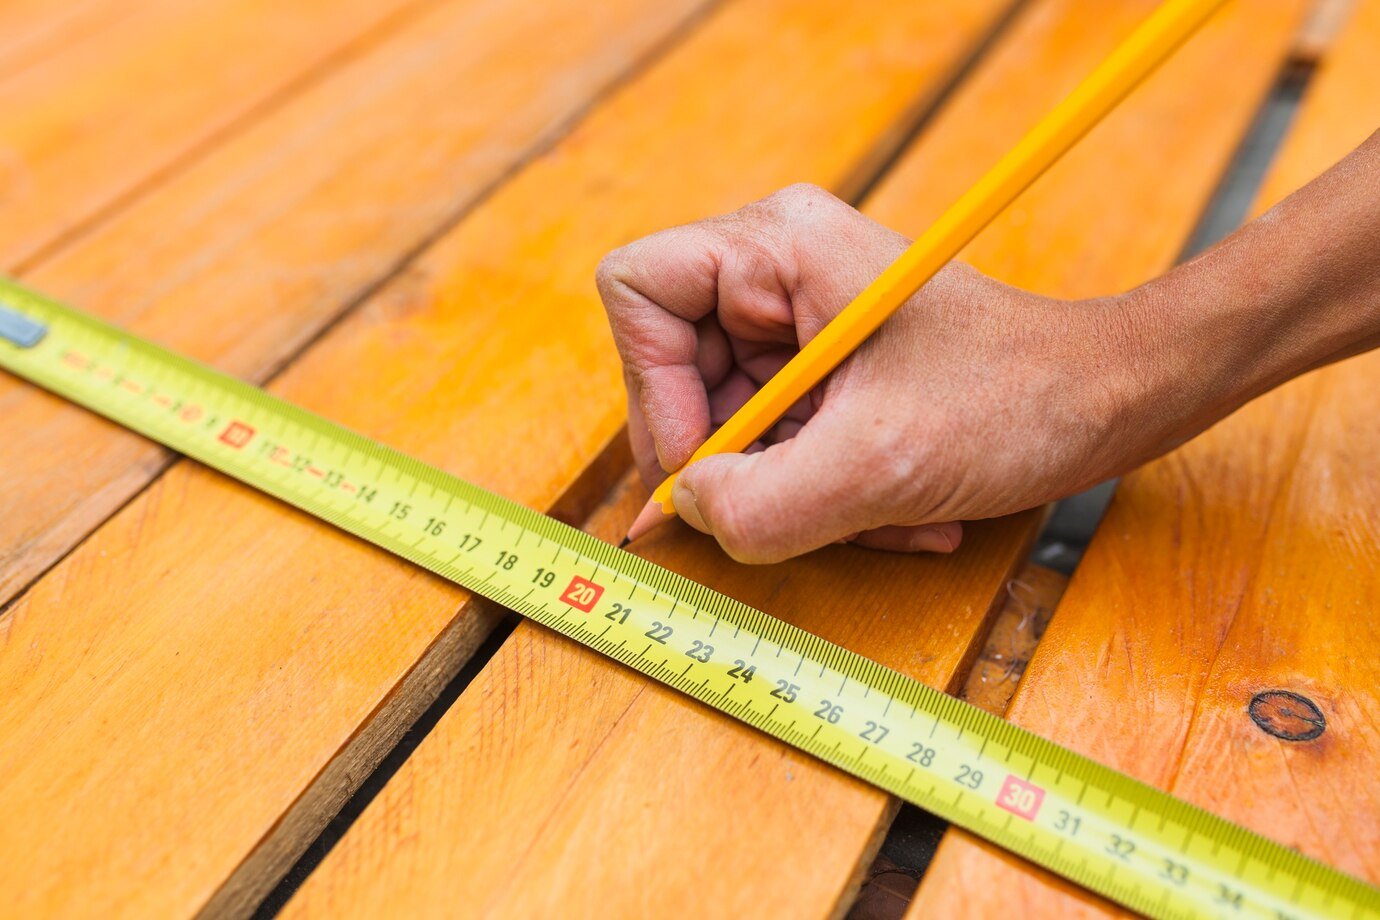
[1, 279, 1376, 920]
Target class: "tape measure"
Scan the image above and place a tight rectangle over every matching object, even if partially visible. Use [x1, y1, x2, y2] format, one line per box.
[1, 279, 1376, 920]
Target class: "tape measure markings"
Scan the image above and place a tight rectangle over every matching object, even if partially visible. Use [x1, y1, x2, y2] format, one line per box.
[0, 281, 1376, 920]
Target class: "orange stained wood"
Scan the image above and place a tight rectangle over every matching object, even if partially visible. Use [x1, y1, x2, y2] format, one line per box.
[0, 0, 433, 270]
[0, 1, 1019, 916]
[0, 0, 137, 81]
[278, 1, 1310, 916]
[0, 0, 714, 611]
[910, 1, 1380, 915]
[285, 474, 1039, 920]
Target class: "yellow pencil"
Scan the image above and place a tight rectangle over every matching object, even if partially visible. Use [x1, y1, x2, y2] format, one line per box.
[625, 0, 1228, 544]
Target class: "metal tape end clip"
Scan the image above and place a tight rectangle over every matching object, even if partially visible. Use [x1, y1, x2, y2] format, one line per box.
[0, 301, 48, 348]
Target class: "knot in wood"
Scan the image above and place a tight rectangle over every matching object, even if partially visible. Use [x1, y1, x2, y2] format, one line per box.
[1248, 690, 1326, 742]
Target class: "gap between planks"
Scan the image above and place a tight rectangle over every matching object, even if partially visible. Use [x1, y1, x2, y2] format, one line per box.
[269, 3, 1302, 915]
[0, 3, 1026, 915]
[248, 2, 1036, 909]
[0, 0, 728, 617]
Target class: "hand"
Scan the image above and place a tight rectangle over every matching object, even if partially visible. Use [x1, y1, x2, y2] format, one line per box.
[597, 184, 1175, 563]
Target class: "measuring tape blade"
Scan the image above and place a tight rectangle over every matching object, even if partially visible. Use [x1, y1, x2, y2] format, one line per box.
[1, 279, 1375, 920]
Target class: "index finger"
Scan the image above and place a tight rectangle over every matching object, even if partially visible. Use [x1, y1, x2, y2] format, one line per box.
[597, 223, 730, 473]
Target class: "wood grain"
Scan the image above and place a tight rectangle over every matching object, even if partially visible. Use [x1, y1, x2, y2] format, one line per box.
[0, 0, 714, 608]
[0, 0, 136, 81]
[286, 474, 1037, 920]
[910, 1, 1380, 915]
[278, 1, 1311, 916]
[0, 0, 1015, 915]
[0, 0, 431, 270]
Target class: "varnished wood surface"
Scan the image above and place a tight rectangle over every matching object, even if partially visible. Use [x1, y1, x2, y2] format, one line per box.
[284, 475, 1036, 919]
[276, 1, 1316, 916]
[0, 0, 717, 914]
[910, 1, 1380, 914]
[1, 0, 1368, 916]
[0, 0, 713, 608]
[0, 0, 134, 81]
[0, 0, 1016, 915]
[0, 0, 434, 269]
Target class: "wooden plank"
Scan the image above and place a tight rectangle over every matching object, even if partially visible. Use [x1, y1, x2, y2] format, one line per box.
[0, 1, 1016, 916]
[909, 1, 1380, 914]
[0, 0, 431, 270]
[0, 0, 135, 81]
[278, 1, 1311, 916]
[0, 0, 714, 607]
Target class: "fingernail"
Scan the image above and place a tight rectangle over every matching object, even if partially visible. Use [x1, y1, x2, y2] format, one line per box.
[914, 523, 961, 553]
[671, 472, 708, 534]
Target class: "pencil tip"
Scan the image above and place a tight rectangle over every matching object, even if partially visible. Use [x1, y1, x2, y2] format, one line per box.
[618, 536, 631, 549]
[625, 497, 673, 545]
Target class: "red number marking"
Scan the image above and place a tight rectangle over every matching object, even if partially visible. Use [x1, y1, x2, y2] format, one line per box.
[120, 379, 143, 393]
[217, 421, 256, 450]
[271, 446, 292, 467]
[560, 576, 604, 613]
[996, 775, 1045, 821]
[308, 467, 324, 477]
[154, 395, 172, 407]
[180, 405, 203, 423]
[62, 351, 89, 368]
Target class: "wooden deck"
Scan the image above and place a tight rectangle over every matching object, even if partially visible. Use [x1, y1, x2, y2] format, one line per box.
[0, 1, 1375, 917]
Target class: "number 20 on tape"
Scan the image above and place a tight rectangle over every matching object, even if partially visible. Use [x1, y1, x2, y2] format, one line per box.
[561, 577, 604, 613]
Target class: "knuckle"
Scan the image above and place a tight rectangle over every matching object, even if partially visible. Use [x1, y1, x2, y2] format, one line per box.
[767, 183, 846, 225]
[859, 427, 925, 511]
[776, 181, 834, 206]
[749, 182, 837, 220]
[595, 246, 628, 286]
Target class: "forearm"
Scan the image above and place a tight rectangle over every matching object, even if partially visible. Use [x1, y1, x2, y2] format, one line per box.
[1126, 129, 1380, 448]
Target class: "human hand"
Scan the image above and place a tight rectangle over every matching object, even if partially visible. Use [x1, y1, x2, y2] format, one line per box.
[597, 184, 1176, 563]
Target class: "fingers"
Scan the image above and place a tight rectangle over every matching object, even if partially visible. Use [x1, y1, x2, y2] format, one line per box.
[850, 522, 962, 553]
[669, 419, 963, 562]
[599, 186, 859, 480]
[599, 227, 722, 476]
[601, 184, 947, 559]
[668, 409, 877, 563]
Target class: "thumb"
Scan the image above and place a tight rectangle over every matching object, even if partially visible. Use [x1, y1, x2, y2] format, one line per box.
[670, 421, 872, 563]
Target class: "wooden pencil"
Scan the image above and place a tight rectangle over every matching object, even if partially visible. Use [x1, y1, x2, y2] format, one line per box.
[625, 0, 1229, 544]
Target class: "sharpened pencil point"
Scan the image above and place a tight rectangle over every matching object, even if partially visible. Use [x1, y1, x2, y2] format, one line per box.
[625, 496, 674, 544]
[618, 536, 631, 549]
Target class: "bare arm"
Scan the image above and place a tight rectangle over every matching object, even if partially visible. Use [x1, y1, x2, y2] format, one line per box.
[1124, 128, 1380, 462]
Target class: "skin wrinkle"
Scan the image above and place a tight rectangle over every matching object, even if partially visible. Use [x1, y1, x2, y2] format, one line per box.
[598, 134, 1380, 561]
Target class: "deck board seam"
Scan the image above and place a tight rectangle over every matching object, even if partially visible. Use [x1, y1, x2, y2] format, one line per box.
[0, 0, 729, 624]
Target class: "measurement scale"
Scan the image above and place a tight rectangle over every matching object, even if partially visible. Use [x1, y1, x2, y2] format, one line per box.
[1, 280, 1376, 920]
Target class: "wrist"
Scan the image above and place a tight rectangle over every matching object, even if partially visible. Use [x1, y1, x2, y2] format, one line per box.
[1124, 134, 1380, 445]
[1082, 270, 1280, 476]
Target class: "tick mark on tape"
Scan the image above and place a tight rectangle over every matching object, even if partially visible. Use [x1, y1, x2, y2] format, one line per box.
[0, 302, 47, 347]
